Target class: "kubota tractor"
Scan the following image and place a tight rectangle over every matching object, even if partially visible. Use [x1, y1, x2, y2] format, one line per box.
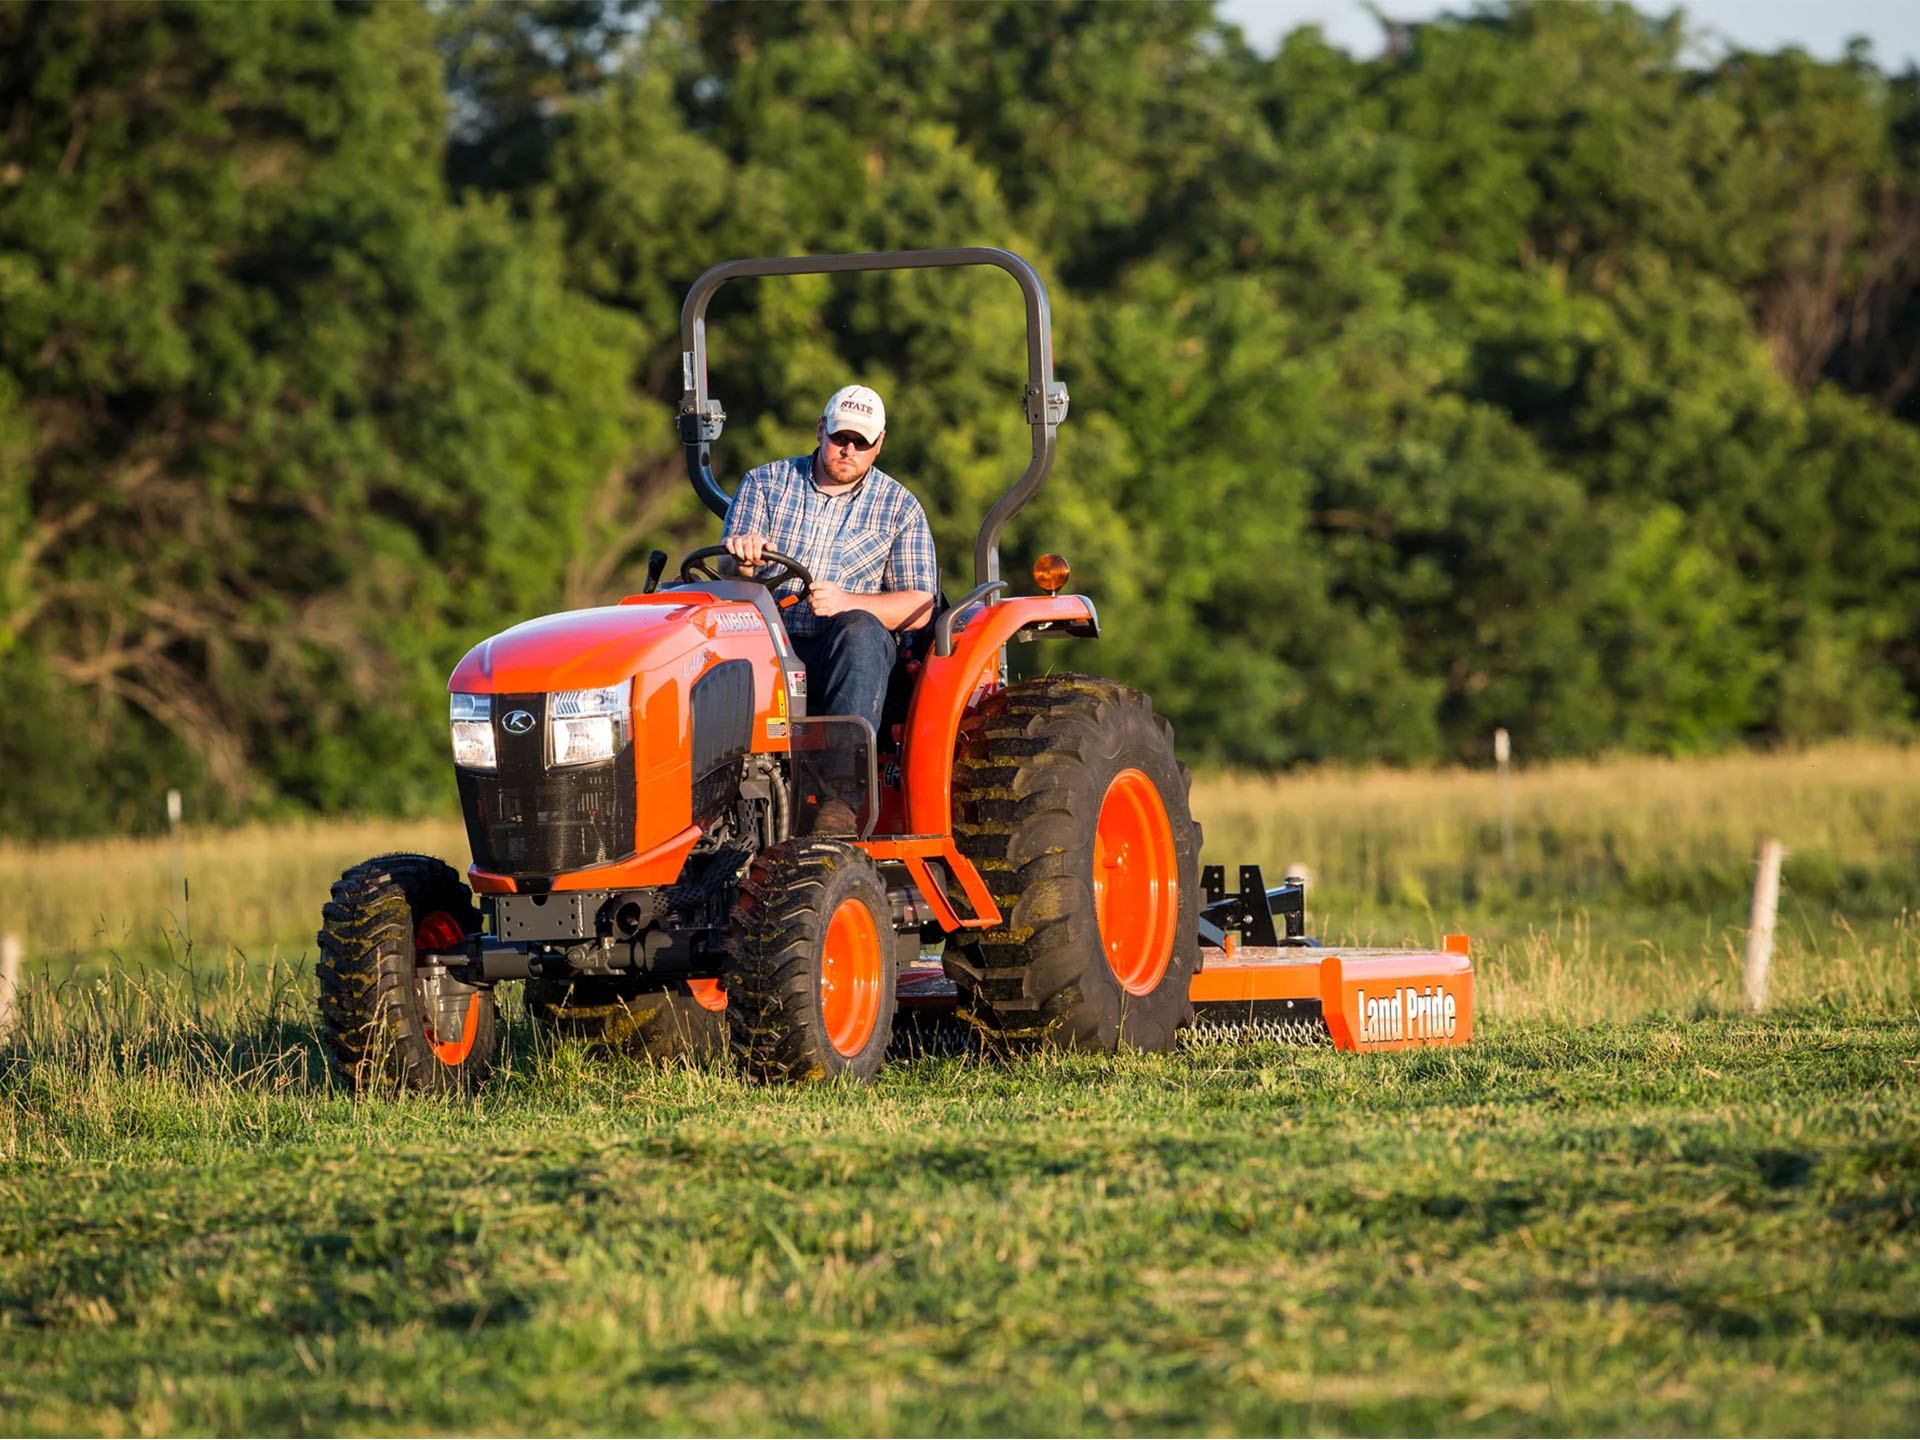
[316, 249, 1473, 1092]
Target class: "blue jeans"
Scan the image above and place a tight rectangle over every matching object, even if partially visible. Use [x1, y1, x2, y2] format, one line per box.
[789, 611, 900, 738]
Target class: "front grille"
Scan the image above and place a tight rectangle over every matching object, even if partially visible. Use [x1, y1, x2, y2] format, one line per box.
[689, 661, 753, 825]
[456, 691, 636, 879]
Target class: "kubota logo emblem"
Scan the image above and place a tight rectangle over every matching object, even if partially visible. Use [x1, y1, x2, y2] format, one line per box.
[502, 710, 535, 735]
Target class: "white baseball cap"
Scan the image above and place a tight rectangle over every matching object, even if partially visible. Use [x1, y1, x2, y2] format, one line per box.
[821, 384, 886, 443]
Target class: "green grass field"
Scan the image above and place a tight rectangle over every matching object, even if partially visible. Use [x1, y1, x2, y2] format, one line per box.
[2, 746, 1917, 1434]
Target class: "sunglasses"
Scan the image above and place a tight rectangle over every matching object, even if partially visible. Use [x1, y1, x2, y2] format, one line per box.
[826, 430, 879, 451]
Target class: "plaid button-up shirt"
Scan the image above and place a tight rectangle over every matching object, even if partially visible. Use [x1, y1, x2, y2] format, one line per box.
[723, 452, 938, 637]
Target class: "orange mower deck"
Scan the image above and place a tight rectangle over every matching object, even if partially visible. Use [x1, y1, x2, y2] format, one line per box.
[896, 936, 1473, 1052]
[890, 864, 1475, 1052]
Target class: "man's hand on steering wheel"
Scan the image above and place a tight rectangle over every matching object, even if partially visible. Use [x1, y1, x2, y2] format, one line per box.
[677, 544, 815, 606]
[724, 532, 770, 568]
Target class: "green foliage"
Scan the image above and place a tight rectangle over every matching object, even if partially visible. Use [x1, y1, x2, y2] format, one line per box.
[0, 0, 646, 832]
[4, 0, 1920, 834]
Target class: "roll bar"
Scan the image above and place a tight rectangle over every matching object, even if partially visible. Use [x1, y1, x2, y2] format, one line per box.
[675, 247, 1069, 592]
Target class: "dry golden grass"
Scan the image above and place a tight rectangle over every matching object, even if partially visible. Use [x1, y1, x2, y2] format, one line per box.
[1191, 740, 1920, 1024]
[1, 741, 1915, 1025]
[0, 815, 468, 975]
[1191, 739, 1920, 887]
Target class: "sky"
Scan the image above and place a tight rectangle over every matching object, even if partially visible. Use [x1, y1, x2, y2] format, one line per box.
[1214, 0, 1920, 69]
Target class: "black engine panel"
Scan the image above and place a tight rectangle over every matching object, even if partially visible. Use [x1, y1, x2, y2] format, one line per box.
[457, 691, 636, 881]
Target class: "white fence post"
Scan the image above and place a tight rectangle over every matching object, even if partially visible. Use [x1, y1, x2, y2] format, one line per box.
[0, 933, 20, 1041]
[167, 787, 185, 913]
[1493, 728, 1514, 868]
[1744, 839, 1785, 1012]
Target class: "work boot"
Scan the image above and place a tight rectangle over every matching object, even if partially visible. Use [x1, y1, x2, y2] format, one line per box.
[799, 797, 860, 837]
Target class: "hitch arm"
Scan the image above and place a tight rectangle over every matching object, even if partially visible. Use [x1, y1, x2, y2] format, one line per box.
[1197, 864, 1312, 950]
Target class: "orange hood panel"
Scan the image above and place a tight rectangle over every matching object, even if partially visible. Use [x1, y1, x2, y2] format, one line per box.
[448, 599, 706, 694]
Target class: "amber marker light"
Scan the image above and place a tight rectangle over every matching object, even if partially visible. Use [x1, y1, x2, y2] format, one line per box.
[1033, 553, 1071, 594]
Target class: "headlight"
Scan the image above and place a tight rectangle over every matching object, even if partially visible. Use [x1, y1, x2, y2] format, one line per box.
[450, 692, 496, 770]
[549, 679, 632, 767]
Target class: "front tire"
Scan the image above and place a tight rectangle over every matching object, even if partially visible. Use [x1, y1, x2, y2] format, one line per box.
[946, 675, 1200, 1052]
[316, 854, 496, 1094]
[724, 839, 896, 1082]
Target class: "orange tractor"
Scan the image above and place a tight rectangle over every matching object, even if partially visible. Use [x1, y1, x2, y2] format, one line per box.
[316, 249, 1473, 1091]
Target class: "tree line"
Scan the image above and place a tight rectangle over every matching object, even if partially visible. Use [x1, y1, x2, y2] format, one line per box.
[3, 0, 1917, 838]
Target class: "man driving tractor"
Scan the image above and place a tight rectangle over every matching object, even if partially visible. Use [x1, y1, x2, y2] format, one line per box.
[721, 384, 937, 755]
[313, 246, 1470, 1094]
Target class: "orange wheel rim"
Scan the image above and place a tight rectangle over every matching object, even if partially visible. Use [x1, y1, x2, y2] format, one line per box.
[1092, 768, 1179, 995]
[820, 896, 883, 1057]
[687, 978, 728, 1012]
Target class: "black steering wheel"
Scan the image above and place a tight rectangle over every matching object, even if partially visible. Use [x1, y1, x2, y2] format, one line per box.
[677, 545, 814, 607]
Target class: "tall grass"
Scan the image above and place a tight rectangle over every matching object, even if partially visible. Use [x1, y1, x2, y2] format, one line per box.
[1476, 910, 1918, 1023]
[0, 816, 467, 977]
[1, 742, 1915, 1021]
[2, 750, 1917, 1435]
[1194, 740, 1919, 919]
[1194, 740, 1920, 1024]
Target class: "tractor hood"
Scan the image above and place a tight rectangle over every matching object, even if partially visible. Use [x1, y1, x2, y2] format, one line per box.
[447, 598, 712, 695]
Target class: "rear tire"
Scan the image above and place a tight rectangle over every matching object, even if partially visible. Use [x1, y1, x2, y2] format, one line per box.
[316, 854, 496, 1094]
[724, 839, 896, 1082]
[527, 976, 728, 1061]
[946, 675, 1200, 1052]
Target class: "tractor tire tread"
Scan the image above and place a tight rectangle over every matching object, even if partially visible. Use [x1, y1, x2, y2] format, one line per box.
[724, 839, 895, 1083]
[314, 853, 494, 1095]
[945, 674, 1200, 1053]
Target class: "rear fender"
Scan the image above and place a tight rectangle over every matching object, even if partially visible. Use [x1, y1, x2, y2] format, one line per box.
[901, 593, 1099, 836]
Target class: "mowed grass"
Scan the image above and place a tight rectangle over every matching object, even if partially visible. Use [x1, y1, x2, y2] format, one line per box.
[2, 1004, 1916, 1435]
[1, 744, 1917, 1434]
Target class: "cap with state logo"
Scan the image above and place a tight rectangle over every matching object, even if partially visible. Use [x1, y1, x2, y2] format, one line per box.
[821, 384, 886, 443]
